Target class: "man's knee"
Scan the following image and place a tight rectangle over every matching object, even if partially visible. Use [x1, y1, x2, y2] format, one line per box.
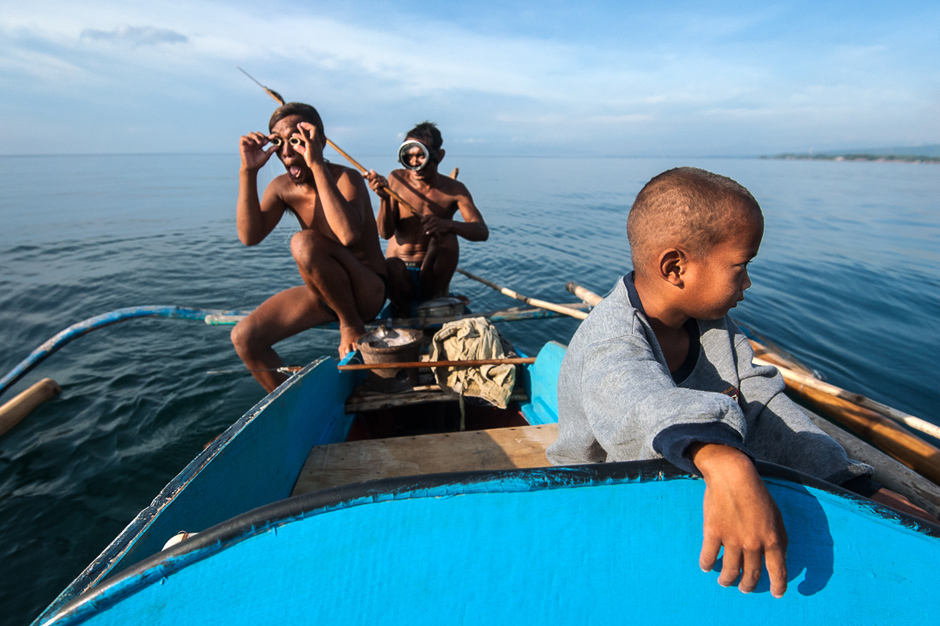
[290, 230, 329, 268]
[231, 319, 261, 356]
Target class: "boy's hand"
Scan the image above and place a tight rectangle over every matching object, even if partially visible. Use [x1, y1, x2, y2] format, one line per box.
[421, 213, 449, 237]
[364, 170, 390, 199]
[239, 132, 276, 172]
[689, 443, 788, 598]
[296, 122, 325, 168]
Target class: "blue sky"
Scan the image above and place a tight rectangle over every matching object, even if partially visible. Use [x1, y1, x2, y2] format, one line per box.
[2, 0, 938, 156]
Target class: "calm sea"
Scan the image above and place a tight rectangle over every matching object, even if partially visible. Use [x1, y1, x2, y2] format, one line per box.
[1, 154, 938, 624]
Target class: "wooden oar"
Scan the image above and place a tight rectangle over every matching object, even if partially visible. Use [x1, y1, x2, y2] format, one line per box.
[456, 269, 589, 320]
[338, 357, 536, 371]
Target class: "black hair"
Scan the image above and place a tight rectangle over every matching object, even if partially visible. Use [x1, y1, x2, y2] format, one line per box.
[405, 121, 443, 152]
[269, 103, 324, 135]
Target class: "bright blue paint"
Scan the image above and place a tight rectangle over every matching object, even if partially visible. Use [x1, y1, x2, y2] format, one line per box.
[35, 344, 559, 623]
[519, 341, 564, 425]
[34, 357, 361, 623]
[47, 474, 940, 626]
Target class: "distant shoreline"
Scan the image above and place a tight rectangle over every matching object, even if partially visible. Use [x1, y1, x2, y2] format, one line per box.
[763, 153, 940, 163]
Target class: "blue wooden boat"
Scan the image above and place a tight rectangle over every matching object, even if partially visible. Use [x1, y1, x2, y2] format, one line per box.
[31, 340, 940, 625]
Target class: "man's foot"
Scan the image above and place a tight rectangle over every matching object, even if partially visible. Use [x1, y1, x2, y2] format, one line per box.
[338, 324, 366, 358]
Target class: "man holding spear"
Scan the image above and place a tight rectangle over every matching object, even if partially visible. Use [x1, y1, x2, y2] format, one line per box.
[365, 122, 488, 313]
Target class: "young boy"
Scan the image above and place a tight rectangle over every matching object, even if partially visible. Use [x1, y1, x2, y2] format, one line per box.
[232, 103, 388, 392]
[547, 167, 922, 598]
[364, 122, 487, 312]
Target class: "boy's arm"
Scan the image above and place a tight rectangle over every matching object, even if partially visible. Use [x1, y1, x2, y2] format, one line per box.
[575, 335, 788, 596]
[579, 336, 748, 471]
[366, 170, 398, 240]
[422, 184, 488, 241]
[731, 328, 872, 485]
[237, 132, 287, 246]
[297, 123, 366, 246]
[690, 443, 788, 598]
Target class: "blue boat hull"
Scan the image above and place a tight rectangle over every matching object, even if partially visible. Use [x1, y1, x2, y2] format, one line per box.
[48, 461, 940, 625]
[34, 340, 940, 624]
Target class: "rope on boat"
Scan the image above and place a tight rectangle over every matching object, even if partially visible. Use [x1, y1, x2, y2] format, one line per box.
[0, 306, 247, 400]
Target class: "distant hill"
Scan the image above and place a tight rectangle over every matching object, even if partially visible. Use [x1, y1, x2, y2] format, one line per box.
[764, 144, 940, 162]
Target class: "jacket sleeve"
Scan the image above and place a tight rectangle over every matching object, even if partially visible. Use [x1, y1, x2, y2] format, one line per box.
[731, 329, 872, 484]
[578, 332, 750, 475]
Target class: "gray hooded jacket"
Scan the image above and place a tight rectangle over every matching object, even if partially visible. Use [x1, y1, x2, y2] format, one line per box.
[547, 275, 870, 486]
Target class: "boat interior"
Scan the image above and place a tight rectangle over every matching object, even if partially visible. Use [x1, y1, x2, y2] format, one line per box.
[291, 364, 559, 496]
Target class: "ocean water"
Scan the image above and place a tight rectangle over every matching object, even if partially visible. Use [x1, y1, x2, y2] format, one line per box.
[1, 153, 938, 624]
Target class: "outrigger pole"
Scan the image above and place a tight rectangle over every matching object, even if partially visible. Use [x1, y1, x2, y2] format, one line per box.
[0, 306, 248, 401]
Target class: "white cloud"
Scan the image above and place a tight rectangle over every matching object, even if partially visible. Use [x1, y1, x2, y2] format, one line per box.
[80, 25, 188, 46]
[0, 0, 937, 155]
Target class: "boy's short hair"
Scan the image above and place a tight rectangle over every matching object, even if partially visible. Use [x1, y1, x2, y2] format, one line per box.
[627, 167, 761, 271]
[406, 121, 443, 152]
[269, 102, 324, 135]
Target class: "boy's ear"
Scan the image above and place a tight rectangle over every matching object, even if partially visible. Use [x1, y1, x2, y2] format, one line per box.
[659, 249, 685, 287]
[435, 148, 445, 163]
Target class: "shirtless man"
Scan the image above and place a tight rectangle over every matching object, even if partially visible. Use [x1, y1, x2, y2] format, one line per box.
[232, 102, 387, 392]
[365, 122, 487, 312]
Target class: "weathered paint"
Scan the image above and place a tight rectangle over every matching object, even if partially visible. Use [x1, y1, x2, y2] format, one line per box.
[33, 356, 361, 624]
[0, 306, 247, 399]
[45, 462, 940, 626]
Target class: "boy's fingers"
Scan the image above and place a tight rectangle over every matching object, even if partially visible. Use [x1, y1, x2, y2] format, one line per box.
[699, 535, 720, 572]
[738, 549, 763, 594]
[716, 548, 741, 587]
[765, 547, 788, 598]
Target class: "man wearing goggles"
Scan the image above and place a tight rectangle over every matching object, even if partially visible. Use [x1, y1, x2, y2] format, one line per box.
[233, 102, 388, 391]
[365, 122, 488, 313]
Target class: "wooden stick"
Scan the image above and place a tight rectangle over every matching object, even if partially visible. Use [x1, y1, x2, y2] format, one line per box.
[0, 378, 61, 437]
[755, 356, 940, 441]
[325, 138, 422, 218]
[566, 281, 603, 307]
[207, 367, 303, 375]
[338, 357, 536, 371]
[456, 269, 589, 320]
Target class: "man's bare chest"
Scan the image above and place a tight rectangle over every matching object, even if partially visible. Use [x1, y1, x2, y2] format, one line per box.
[393, 185, 456, 218]
[283, 191, 322, 229]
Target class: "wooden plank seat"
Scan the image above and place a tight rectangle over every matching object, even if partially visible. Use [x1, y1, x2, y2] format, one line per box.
[292, 423, 558, 496]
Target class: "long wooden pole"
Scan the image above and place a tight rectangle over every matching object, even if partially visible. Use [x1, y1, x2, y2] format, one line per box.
[324, 138, 422, 218]
[457, 269, 589, 320]
[753, 356, 940, 441]
[338, 357, 536, 371]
